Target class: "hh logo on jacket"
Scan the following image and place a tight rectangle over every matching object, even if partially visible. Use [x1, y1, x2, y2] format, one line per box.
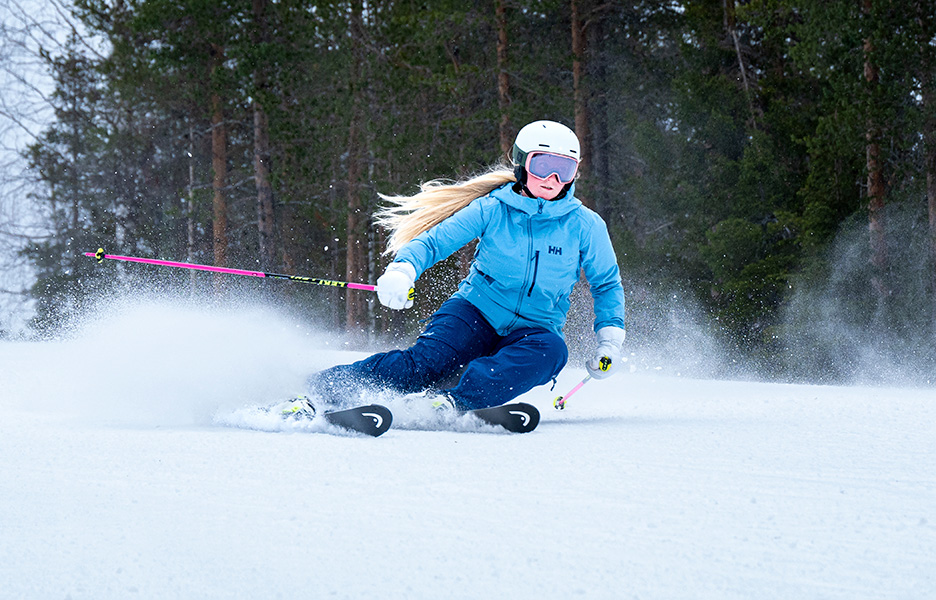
[548, 246, 562, 255]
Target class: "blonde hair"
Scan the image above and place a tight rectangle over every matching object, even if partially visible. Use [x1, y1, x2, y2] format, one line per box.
[376, 165, 516, 255]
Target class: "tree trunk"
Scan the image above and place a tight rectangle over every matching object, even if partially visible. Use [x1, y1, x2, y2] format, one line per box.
[586, 10, 609, 219]
[863, 0, 888, 297]
[571, 0, 593, 209]
[928, 145, 936, 265]
[724, 0, 757, 130]
[254, 102, 275, 271]
[186, 124, 197, 287]
[345, 0, 368, 334]
[252, 0, 276, 272]
[210, 87, 228, 270]
[926, 64, 936, 340]
[928, 113, 936, 267]
[925, 81, 936, 273]
[920, 0, 936, 268]
[496, 0, 512, 157]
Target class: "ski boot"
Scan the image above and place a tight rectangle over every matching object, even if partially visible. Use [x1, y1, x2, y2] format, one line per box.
[401, 390, 457, 412]
[430, 394, 456, 411]
[267, 395, 317, 421]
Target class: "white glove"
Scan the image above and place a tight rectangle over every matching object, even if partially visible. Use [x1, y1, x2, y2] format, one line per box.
[586, 326, 625, 379]
[377, 262, 416, 309]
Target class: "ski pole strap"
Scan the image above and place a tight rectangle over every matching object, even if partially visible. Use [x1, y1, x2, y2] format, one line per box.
[84, 248, 378, 292]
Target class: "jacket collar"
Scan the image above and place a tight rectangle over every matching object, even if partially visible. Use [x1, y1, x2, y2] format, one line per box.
[490, 182, 582, 217]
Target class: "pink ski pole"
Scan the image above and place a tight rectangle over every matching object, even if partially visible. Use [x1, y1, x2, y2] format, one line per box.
[553, 375, 591, 410]
[83, 248, 408, 296]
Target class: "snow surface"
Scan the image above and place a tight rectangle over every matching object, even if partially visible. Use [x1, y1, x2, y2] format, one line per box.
[1, 302, 934, 599]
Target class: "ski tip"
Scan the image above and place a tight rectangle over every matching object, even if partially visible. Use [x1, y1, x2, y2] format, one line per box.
[470, 402, 540, 434]
[507, 402, 540, 433]
[362, 404, 393, 437]
[323, 403, 393, 437]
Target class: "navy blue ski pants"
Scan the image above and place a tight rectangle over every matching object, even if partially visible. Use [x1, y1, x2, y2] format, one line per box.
[307, 298, 568, 410]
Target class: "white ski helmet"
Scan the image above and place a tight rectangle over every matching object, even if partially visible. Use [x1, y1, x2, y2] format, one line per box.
[511, 120, 581, 168]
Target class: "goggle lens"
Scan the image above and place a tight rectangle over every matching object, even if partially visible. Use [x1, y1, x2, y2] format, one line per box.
[526, 152, 579, 184]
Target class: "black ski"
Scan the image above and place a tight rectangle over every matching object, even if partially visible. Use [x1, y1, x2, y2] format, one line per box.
[467, 402, 540, 434]
[322, 404, 393, 437]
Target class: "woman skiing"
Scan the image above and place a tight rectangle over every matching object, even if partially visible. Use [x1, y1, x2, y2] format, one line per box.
[301, 120, 625, 413]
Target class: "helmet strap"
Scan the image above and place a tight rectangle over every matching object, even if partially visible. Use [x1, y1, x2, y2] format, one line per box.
[555, 182, 573, 200]
[513, 165, 537, 199]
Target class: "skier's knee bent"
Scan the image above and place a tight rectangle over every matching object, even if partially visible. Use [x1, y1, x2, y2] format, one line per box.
[445, 328, 568, 410]
[308, 334, 474, 400]
[501, 328, 568, 380]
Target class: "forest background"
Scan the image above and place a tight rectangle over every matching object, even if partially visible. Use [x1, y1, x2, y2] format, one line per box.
[2, 0, 935, 385]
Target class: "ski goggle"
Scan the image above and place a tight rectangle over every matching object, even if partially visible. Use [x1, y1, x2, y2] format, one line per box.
[525, 151, 579, 184]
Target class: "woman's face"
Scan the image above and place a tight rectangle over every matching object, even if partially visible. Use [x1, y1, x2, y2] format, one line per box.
[525, 172, 563, 201]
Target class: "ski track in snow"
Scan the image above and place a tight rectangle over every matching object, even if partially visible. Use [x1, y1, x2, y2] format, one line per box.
[1, 303, 934, 599]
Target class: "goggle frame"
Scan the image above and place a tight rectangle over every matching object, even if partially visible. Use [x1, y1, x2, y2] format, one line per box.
[524, 151, 580, 184]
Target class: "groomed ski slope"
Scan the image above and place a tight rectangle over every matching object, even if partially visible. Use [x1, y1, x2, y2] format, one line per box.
[1, 302, 933, 599]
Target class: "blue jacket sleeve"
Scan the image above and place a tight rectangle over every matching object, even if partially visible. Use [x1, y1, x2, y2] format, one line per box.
[581, 215, 626, 332]
[393, 199, 487, 278]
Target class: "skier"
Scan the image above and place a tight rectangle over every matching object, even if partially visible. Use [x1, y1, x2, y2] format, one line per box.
[289, 120, 625, 417]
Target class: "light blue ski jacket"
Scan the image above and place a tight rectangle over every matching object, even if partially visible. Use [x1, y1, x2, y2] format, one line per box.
[394, 182, 625, 338]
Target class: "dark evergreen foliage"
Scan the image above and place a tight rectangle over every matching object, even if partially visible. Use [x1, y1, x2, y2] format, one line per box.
[19, 0, 936, 383]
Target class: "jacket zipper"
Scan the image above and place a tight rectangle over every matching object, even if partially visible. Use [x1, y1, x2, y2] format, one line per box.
[527, 200, 543, 297]
[508, 216, 535, 328]
[527, 251, 540, 297]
